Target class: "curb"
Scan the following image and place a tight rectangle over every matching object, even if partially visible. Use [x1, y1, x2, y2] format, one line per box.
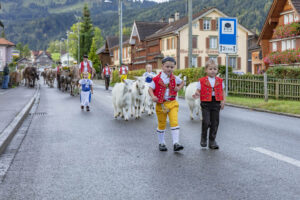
[0, 86, 39, 155]
[225, 103, 300, 119]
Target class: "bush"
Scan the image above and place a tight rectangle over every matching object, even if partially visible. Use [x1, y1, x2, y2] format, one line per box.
[218, 65, 233, 75]
[173, 67, 206, 85]
[267, 66, 300, 79]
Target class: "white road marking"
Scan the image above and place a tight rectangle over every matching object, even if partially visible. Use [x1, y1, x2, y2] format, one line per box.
[251, 147, 300, 168]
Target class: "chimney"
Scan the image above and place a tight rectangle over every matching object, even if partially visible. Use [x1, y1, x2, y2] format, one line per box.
[169, 14, 175, 23]
[175, 11, 180, 21]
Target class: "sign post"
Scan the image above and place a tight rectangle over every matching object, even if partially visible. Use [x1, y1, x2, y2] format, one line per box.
[218, 17, 238, 96]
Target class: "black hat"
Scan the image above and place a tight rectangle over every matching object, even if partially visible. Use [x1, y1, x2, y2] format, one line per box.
[162, 57, 176, 65]
[83, 55, 88, 58]
[58, 61, 62, 64]
[105, 63, 109, 67]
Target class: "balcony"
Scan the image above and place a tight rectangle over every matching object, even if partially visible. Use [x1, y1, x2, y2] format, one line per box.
[264, 48, 300, 65]
[273, 22, 300, 39]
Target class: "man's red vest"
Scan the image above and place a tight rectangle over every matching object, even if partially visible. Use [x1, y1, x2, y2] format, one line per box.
[119, 66, 128, 75]
[199, 76, 224, 102]
[57, 66, 60, 73]
[103, 67, 111, 75]
[152, 72, 177, 103]
[80, 61, 92, 73]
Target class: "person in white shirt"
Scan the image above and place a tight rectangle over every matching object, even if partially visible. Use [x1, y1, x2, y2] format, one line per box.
[79, 55, 93, 79]
[143, 64, 156, 84]
[78, 72, 94, 112]
[102, 63, 111, 90]
[119, 64, 128, 82]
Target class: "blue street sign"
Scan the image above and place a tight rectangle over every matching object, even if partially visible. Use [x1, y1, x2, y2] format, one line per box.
[219, 18, 237, 54]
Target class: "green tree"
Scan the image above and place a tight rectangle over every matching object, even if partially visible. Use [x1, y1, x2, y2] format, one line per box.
[80, 4, 94, 62]
[116, 27, 132, 37]
[94, 27, 104, 49]
[68, 22, 81, 63]
[88, 38, 101, 74]
[23, 44, 31, 58]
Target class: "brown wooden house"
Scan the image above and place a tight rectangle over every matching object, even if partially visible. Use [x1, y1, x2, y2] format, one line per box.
[258, 0, 300, 69]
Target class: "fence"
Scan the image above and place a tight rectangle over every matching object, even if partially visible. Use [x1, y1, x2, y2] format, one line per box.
[220, 75, 300, 100]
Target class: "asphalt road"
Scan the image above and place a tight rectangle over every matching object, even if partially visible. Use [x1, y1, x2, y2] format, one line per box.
[0, 82, 299, 200]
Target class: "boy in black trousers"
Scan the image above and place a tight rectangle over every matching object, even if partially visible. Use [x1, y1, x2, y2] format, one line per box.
[193, 60, 226, 149]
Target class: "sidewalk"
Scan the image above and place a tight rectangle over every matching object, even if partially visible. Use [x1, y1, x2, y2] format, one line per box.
[0, 86, 38, 154]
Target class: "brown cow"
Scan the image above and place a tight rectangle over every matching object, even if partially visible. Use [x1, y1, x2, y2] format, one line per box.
[46, 69, 56, 88]
[23, 66, 39, 88]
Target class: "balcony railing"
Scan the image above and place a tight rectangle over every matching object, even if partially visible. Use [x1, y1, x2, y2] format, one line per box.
[273, 22, 300, 39]
[264, 48, 300, 65]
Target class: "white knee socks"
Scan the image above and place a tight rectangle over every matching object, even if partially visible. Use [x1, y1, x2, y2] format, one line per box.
[157, 129, 165, 144]
[171, 126, 180, 144]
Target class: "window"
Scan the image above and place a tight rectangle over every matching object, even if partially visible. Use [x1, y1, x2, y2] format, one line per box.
[295, 15, 299, 22]
[215, 18, 219, 30]
[204, 19, 210, 30]
[161, 39, 165, 51]
[284, 15, 289, 24]
[229, 57, 237, 69]
[192, 55, 198, 67]
[171, 38, 175, 49]
[292, 39, 296, 49]
[209, 36, 218, 49]
[287, 40, 291, 50]
[289, 13, 294, 23]
[272, 42, 277, 52]
[282, 40, 286, 51]
[192, 35, 198, 49]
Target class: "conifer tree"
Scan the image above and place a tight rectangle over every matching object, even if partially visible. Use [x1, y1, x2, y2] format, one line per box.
[88, 38, 101, 74]
[80, 4, 94, 62]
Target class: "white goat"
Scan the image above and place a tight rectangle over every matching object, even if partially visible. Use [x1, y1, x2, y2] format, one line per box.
[143, 85, 155, 116]
[112, 79, 134, 121]
[131, 77, 145, 119]
[185, 82, 202, 120]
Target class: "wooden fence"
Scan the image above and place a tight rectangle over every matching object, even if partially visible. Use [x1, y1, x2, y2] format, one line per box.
[220, 75, 300, 100]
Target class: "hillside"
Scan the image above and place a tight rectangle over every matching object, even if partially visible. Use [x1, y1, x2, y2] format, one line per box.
[0, 0, 272, 50]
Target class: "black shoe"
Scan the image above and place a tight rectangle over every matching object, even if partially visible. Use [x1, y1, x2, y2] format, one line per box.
[86, 106, 90, 112]
[81, 106, 84, 110]
[200, 139, 207, 147]
[209, 141, 219, 149]
[173, 143, 184, 151]
[159, 144, 168, 151]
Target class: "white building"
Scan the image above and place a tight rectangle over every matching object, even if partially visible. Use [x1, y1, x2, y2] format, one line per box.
[60, 53, 76, 66]
[0, 38, 15, 71]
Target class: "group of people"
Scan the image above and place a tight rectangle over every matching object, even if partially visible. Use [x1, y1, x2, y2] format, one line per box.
[64, 54, 225, 151]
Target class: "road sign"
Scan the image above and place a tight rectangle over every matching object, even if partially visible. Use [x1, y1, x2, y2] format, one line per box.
[219, 18, 237, 54]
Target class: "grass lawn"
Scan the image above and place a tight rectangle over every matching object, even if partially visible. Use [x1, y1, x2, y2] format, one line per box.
[226, 96, 300, 115]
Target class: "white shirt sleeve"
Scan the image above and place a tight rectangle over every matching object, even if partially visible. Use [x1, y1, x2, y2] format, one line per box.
[126, 66, 128, 71]
[222, 82, 225, 89]
[149, 81, 155, 89]
[79, 79, 83, 84]
[175, 76, 183, 84]
[89, 61, 93, 68]
[196, 81, 201, 90]
[90, 80, 93, 85]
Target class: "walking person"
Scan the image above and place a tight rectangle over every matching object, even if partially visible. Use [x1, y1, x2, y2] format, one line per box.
[56, 62, 62, 89]
[79, 55, 93, 79]
[148, 57, 184, 152]
[2, 64, 9, 89]
[119, 64, 128, 83]
[143, 64, 156, 84]
[102, 64, 111, 90]
[193, 60, 226, 149]
[79, 72, 93, 112]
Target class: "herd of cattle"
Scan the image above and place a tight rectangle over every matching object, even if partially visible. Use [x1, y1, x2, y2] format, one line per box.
[112, 76, 202, 121]
[9, 66, 39, 88]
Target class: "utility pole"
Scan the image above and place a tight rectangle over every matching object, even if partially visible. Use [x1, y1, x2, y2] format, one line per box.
[119, 0, 123, 67]
[67, 31, 69, 67]
[188, 0, 192, 68]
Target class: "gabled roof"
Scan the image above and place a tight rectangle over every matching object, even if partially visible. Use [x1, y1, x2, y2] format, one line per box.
[0, 38, 15, 46]
[17, 57, 29, 63]
[258, 0, 297, 43]
[35, 51, 52, 61]
[111, 39, 130, 49]
[96, 45, 106, 54]
[134, 21, 168, 41]
[106, 36, 120, 50]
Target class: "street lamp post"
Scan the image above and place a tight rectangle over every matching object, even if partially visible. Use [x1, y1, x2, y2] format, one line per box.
[60, 38, 65, 64]
[74, 15, 81, 64]
[105, 0, 123, 67]
[67, 31, 70, 66]
[188, 0, 192, 68]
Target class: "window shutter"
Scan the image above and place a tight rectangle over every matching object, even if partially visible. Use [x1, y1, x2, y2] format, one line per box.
[197, 57, 202, 67]
[193, 36, 197, 49]
[199, 19, 203, 31]
[185, 56, 189, 68]
[175, 38, 177, 49]
[211, 20, 216, 31]
[237, 57, 241, 70]
[206, 37, 210, 49]
[205, 57, 209, 63]
[218, 57, 221, 65]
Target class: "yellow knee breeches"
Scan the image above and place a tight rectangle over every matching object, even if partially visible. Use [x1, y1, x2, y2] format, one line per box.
[81, 73, 92, 79]
[120, 75, 127, 82]
[156, 100, 179, 130]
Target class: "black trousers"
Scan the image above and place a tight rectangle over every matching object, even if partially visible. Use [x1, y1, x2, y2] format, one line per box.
[201, 97, 221, 142]
[104, 76, 110, 90]
[57, 75, 61, 89]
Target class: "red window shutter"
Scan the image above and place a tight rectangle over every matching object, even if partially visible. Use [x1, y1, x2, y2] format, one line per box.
[185, 56, 189, 68]
[193, 36, 197, 49]
[197, 57, 202, 67]
[199, 19, 203, 31]
[211, 20, 216, 31]
[238, 57, 241, 70]
[206, 37, 210, 49]
[218, 57, 221, 65]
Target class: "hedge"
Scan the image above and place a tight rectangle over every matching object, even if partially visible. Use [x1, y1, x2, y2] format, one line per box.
[267, 66, 300, 79]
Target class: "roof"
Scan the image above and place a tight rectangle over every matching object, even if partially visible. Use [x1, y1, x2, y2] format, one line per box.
[17, 57, 29, 63]
[105, 36, 130, 56]
[147, 7, 213, 39]
[96, 45, 106, 54]
[291, 0, 300, 14]
[111, 39, 130, 49]
[135, 21, 168, 41]
[0, 38, 15, 46]
[35, 51, 52, 60]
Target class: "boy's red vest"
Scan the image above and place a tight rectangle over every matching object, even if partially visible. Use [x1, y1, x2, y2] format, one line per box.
[103, 67, 111, 75]
[80, 61, 92, 73]
[152, 72, 177, 103]
[119, 66, 128, 75]
[199, 76, 224, 102]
